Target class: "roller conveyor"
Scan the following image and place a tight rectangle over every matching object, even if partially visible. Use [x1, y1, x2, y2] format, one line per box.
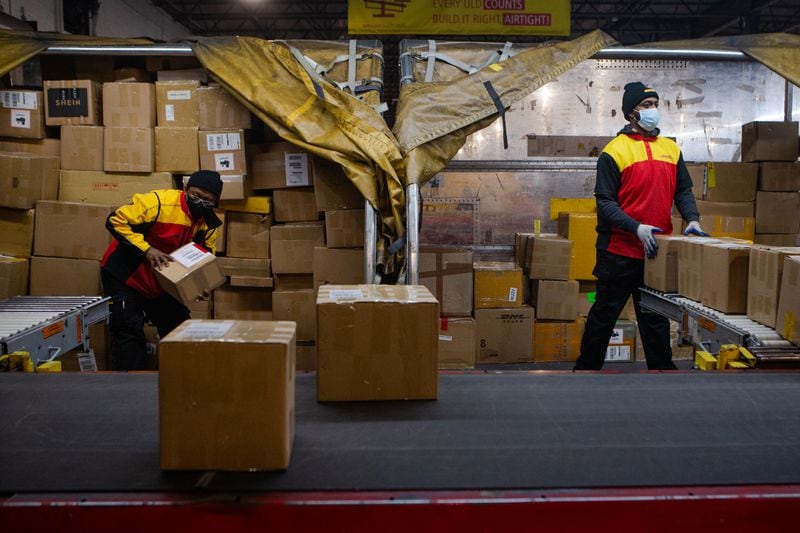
[0, 296, 111, 366]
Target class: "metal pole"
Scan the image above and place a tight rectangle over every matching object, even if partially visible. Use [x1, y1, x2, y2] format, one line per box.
[406, 183, 420, 285]
[364, 198, 377, 284]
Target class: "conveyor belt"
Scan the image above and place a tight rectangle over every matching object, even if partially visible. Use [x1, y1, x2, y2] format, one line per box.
[2, 371, 800, 494]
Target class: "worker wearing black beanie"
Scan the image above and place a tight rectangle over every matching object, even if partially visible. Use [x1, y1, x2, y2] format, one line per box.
[621, 81, 659, 119]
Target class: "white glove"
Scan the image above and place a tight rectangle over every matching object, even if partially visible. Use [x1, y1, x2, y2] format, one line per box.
[683, 220, 710, 237]
[637, 224, 663, 259]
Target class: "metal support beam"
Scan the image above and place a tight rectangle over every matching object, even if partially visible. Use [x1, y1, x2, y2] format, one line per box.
[364, 199, 378, 284]
[405, 183, 420, 285]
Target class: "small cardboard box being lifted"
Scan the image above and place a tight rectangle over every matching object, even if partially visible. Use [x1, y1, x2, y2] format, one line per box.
[155, 243, 225, 305]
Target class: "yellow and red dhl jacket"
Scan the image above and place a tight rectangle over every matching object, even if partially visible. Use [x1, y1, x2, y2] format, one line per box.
[595, 126, 700, 260]
[101, 189, 221, 299]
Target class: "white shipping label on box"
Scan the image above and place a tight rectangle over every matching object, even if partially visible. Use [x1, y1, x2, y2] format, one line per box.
[329, 289, 364, 301]
[175, 320, 234, 339]
[171, 243, 211, 268]
[610, 327, 624, 343]
[285, 153, 310, 186]
[11, 110, 30, 128]
[206, 133, 241, 152]
[508, 287, 518, 302]
[605, 345, 631, 361]
[439, 335, 453, 342]
[167, 90, 192, 100]
[1, 91, 37, 109]
[165, 104, 175, 122]
[77, 351, 98, 372]
[215, 153, 234, 171]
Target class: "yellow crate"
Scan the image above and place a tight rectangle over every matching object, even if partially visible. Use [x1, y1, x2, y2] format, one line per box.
[219, 196, 271, 214]
[549, 198, 596, 221]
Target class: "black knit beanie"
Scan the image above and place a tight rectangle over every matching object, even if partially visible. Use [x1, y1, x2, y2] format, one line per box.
[622, 82, 659, 118]
[187, 170, 223, 198]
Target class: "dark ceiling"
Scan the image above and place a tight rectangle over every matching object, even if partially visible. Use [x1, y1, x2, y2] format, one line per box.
[153, 0, 800, 45]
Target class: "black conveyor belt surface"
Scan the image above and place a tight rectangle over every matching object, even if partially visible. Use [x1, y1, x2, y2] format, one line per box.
[2, 372, 800, 493]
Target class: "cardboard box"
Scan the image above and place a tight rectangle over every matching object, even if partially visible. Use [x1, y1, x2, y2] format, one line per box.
[419, 247, 472, 317]
[251, 142, 312, 189]
[102, 82, 155, 127]
[324, 209, 365, 248]
[29, 256, 101, 296]
[313, 246, 364, 291]
[156, 68, 207, 83]
[644, 235, 686, 292]
[776, 256, 800, 343]
[198, 129, 246, 175]
[43, 80, 102, 126]
[213, 284, 273, 320]
[273, 289, 316, 341]
[103, 127, 154, 172]
[316, 284, 439, 401]
[758, 162, 800, 192]
[197, 86, 251, 130]
[526, 235, 571, 280]
[755, 192, 800, 234]
[182, 173, 249, 201]
[741, 121, 800, 162]
[296, 341, 316, 372]
[0, 207, 35, 257]
[527, 135, 614, 157]
[60, 125, 104, 171]
[155, 127, 199, 173]
[275, 273, 314, 291]
[747, 246, 800, 328]
[33, 201, 112, 260]
[557, 212, 597, 280]
[755, 234, 800, 247]
[58, 170, 173, 206]
[155, 243, 226, 305]
[219, 195, 271, 215]
[0, 152, 59, 210]
[312, 156, 363, 210]
[701, 243, 751, 314]
[514, 232, 534, 270]
[271, 222, 325, 274]
[218, 257, 271, 278]
[0, 138, 60, 156]
[226, 212, 271, 259]
[696, 200, 754, 218]
[274, 187, 319, 223]
[475, 306, 534, 364]
[0, 256, 29, 299]
[474, 261, 524, 309]
[534, 318, 585, 362]
[531, 279, 579, 320]
[156, 81, 199, 127]
[438, 317, 476, 369]
[0, 90, 44, 138]
[186, 297, 212, 319]
[688, 162, 758, 202]
[605, 320, 636, 362]
[705, 215, 755, 241]
[677, 237, 721, 301]
[159, 319, 295, 471]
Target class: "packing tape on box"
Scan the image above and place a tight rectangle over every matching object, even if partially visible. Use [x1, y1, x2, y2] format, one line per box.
[419, 254, 471, 301]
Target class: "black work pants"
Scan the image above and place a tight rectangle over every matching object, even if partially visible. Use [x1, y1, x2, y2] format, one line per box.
[575, 250, 676, 370]
[101, 269, 189, 371]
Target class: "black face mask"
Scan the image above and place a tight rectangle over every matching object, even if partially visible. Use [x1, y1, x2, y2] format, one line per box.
[186, 194, 215, 222]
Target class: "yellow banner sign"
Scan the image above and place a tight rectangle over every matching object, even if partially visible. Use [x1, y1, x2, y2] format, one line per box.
[349, 0, 571, 36]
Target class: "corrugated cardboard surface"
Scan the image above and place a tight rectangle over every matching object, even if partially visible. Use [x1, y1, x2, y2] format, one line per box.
[155, 127, 199, 173]
[197, 86, 251, 130]
[747, 246, 800, 328]
[742, 121, 800, 162]
[558, 212, 597, 280]
[776, 256, 800, 343]
[0, 138, 60, 156]
[645, 235, 687, 293]
[438, 317, 476, 369]
[324, 209, 364, 248]
[474, 261, 524, 309]
[271, 222, 325, 274]
[688, 162, 758, 202]
[312, 156, 363, 211]
[677, 237, 721, 301]
[0, 256, 28, 299]
[43, 80, 102, 126]
[532, 279, 579, 320]
[102, 82, 155, 127]
[700, 243, 751, 314]
[29, 256, 101, 296]
[755, 192, 800, 234]
[420, 247, 472, 317]
[274, 187, 319, 223]
[60, 125, 103, 171]
[156, 81, 199, 127]
[527, 235, 571, 280]
[475, 306, 534, 364]
[755, 233, 800, 247]
[0, 90, 44, 139]
[159, 319, 295, 470]
[316, 284, 439, 401]
[696, 200, 754, 218]
[0, 207, 34, 257]
[34, 200, 112, 260]
[58, 170, 173, 206]
[103, 127, 154, 172]
[274, 273, 314, 291]
[312, 247, 364, 292]
[534, 318, 586, 362]
[186, 297, 212, 319]
[273, 289, 316, 341]
[218, 257, 271, 278]
[198, 129, 246, 175]
[251, 142, 312, 189]
[224, 212, 272, 259]
[155, 248, 225, 305]
[758, 162, 800, 192]
[0, 152, 59, 209]
[213, 284, 273, 320]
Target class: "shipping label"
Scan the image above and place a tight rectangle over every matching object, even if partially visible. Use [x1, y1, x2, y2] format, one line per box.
[10, 110, 31, 129]
[171, 243, 210, 268]
[167, 90, 192, 100]
[206, 133, 241, 151]
[1, 90, 37, 109]
[329, 289, 364, 301]
[47, 87, 89, 117]
[175, 320, 234, 339]
[165, 104, 175, 122]
[605, 345, 631, 362]
[214, 153, 234, 171]
[284, 153, 310, 186]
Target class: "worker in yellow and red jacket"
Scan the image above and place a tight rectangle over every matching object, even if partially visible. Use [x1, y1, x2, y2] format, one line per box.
[101, 170, 223, 371]
[574, 82, 708, 371]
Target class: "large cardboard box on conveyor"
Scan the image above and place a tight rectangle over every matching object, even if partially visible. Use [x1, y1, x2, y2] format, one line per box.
[776, 256, 800, 344]
[644, 235, 687, 293]
[677, 237, 722, 302]
[159, 319, 296, 471]
[700, 242, 751, 314]
[316, 284, 439, 401]
[419, 246, 473, 317]
[747, 246, 800, 328]
[34, 200, 112, 261]
[0, 89, 45, 139]
[0, 152, 59, 209]
[58, 170, 173, 206]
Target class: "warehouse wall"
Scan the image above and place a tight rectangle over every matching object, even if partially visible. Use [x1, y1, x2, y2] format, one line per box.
[2, 0, 190, 40]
